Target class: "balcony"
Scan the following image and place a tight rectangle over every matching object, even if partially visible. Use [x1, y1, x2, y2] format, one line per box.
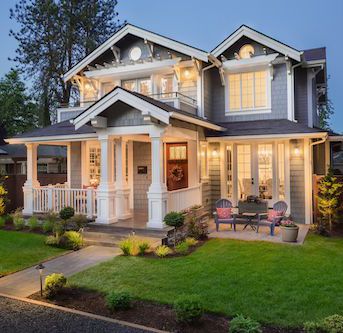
[57, 91, 198, 123]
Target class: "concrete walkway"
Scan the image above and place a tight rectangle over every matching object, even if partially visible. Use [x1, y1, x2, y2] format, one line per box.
[0, 246, 120, 297]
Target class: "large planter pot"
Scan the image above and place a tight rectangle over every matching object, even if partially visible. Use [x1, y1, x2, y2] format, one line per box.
[281, 226, 299, 242]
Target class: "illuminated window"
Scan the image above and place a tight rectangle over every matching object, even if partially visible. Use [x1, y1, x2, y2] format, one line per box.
[258, 144, 273, 200]
[89, 146, 101, 186]
[239, 44, 255, 59]
[122, 78, 151, 95]
[228, 71, 267, 111]
[226, 145, 233, 198]
[160, 75, 174, 98]
[278, 143, 285, 200]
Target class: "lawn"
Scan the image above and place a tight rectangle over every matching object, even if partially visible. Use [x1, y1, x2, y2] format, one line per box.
[70, 234, 343, 328]
[0, 230, 66, 276]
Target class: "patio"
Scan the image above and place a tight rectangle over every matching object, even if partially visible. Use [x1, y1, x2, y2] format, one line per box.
[208, 220, 310, 245]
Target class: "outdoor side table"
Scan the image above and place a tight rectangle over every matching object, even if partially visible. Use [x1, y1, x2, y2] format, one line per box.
[242, 212, 257, 231]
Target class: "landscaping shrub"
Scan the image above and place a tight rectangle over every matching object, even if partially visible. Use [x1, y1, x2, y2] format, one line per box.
[304, 321, 324, 333]
[13, 217, 25, 230]
[27, 216, 40, 231]
[119, 236, 139, 256]
[164, 211, 185, 228]
[59, 206, 75, 221]
[229, 314, 262, 333]
[154, 245, 171, 258]
[304, 314, 343, 333]
[174, 295, 204, 323]
[106, 291, 133, 311]
[185, 237, 198, 246]
[69, 214, 88, 230]
[45, 235, 60, 246]
[42, 220, 54, 233]
[53, 221, 64, 237]
[45, 211, 59, 223]
[187, 217, 208, 240]
[0, 215, 6, 228]
[175, 241, 189, 254]
[138, 241, 150, 255]
[59, 231, 83, 250]
[44, 273, 67, 299]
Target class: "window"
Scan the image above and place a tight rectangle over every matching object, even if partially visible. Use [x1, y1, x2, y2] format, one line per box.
[226, 145, 233, 198]
[160, 75, 174, 98]
[122, 78, 151, 95]
[228, 71, 268, 112]
[237, 145, 252, 199]
[166, 143, 188, 191]
[239, 44, 255, 59]
[278, 143, 285, 200]
[102, 82, 115, 95]
[258, 144, 273, 200]
[89, 146, 101, 186]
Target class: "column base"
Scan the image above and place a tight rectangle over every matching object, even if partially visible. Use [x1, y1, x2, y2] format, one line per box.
[147, 188, 168, 229]
[115, 188, 132, 220]
[96, 185, 117, 224]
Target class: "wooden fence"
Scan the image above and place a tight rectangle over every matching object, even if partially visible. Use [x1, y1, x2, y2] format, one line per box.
[3, 174, 67, 213]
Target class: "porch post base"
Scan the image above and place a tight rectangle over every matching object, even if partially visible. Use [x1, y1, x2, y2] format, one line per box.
[95, 185, 117, 224]
[115, 188, 132, 220]
[22, 181, 40, 215]
[147, 188, 168, 229]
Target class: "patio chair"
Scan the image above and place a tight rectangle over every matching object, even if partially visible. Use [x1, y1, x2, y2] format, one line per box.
[256, 201, 288, 236]
[213, 199, 236, 232]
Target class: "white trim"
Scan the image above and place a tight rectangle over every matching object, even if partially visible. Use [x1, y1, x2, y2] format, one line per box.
[303, 138, 312, 224]
[222, 53, 279, 72]
[211, 25, 301, 62]
[168, 112, 224, 131]
[284, 140, 291, 214]
[63, 24, 208, 82]
[286, 62, 294, 121]
[6, 133, 97, 144]
[225, 109, 271, 116]
[84, 58, 181, 80]
[307, 69, 315, 127]
[73, 88, 170, 130]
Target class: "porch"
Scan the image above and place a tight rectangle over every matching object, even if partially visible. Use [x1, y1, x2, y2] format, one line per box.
[21, 127, 204, 229]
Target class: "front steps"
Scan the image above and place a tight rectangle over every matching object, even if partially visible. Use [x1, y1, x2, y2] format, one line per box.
[82, 224, 172, 248]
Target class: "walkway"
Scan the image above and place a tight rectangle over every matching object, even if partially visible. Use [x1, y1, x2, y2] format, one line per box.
[0, 245, 120, 297]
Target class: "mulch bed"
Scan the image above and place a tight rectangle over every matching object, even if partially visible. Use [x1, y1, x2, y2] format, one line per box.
[2, 223, 48, 235]
[30, 287, 301, 333]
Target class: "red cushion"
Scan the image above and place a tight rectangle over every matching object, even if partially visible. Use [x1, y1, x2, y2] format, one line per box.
[216, 208, 232, 219]
[267, 210, 283, 222]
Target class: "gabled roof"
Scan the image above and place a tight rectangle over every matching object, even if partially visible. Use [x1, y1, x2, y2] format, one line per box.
[63, 23, 209, 82]
[211, 25, 302, 62]
[73, 86, 223, 131]
[302, 47, 326, 62]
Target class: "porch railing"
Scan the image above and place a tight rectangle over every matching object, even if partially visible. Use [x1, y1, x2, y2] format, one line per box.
[168, 184, 202, 212]
[33, 186, 97, 218]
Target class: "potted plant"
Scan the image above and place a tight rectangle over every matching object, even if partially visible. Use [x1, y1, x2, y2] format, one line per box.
[189, 204, 204, 218]
[280, 219, 299, 242]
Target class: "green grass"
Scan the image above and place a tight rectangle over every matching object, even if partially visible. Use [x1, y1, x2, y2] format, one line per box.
[0, 230, 66, 276]
[70, 234, 343, 327]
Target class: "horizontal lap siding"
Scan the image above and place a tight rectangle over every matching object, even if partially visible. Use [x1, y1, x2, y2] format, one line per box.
[208, 143, 221, 211]
[290, 140, 305, 224]
[70, 142, 82, 188]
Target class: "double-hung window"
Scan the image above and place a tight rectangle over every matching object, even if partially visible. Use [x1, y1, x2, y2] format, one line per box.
[228, 70, 268, 112]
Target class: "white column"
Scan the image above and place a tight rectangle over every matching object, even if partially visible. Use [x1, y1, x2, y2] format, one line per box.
[147, 129, 168, 229]
[66, 142, 71, 188]
[304, 138, 313, 224]
[115, 138, 132, 219]
[23, 143, 40, 215]
[96, 137, 117, 224]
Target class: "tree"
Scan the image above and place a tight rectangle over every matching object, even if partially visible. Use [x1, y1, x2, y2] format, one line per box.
[10, 0, 123, 126]
[318, 76, 334, 131]
[0, 69, 39, 137]
[317, 168, 343, 233]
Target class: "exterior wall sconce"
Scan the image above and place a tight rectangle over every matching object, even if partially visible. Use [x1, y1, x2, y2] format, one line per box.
[212, 148, 218, 158]
[293, 140, 301, 156]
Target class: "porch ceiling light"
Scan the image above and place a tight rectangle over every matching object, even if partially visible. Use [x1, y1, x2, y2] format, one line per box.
[212, 148, 218, 158]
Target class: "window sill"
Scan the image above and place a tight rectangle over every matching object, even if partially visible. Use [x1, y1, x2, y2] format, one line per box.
[225, 108, 271, 116]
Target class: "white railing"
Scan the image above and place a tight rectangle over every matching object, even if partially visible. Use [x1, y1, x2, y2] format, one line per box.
[168, 184, 202, 212]
[33, 186, 97, 218]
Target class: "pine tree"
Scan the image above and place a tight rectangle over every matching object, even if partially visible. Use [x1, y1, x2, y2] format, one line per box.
[317, 168, 343, 233]
[10, 0, 123, 126]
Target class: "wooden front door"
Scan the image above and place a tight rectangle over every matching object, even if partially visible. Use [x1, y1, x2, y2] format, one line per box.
[166, 143, 188, 191]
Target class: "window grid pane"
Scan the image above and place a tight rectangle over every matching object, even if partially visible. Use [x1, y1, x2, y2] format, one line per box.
[229, 74, 241, 110]
[241, 72, 254, 109]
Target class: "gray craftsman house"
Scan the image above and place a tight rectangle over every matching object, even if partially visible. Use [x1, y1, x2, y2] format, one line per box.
[8, 23, 341, 227]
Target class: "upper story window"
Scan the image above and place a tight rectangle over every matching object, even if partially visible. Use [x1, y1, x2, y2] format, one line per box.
[129, 46, 142, 61]
[160, 75, 174, 98]
[228, 70, 268, 112]
[239, 44, 255, 59]
[122, 78, 152, 95]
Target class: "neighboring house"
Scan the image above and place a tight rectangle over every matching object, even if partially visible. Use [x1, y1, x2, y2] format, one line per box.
[7, 23, 343, 227]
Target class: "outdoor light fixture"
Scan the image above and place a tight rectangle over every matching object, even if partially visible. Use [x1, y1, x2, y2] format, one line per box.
[212, 148, 218, 158]
[35, 263, 45, 297]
